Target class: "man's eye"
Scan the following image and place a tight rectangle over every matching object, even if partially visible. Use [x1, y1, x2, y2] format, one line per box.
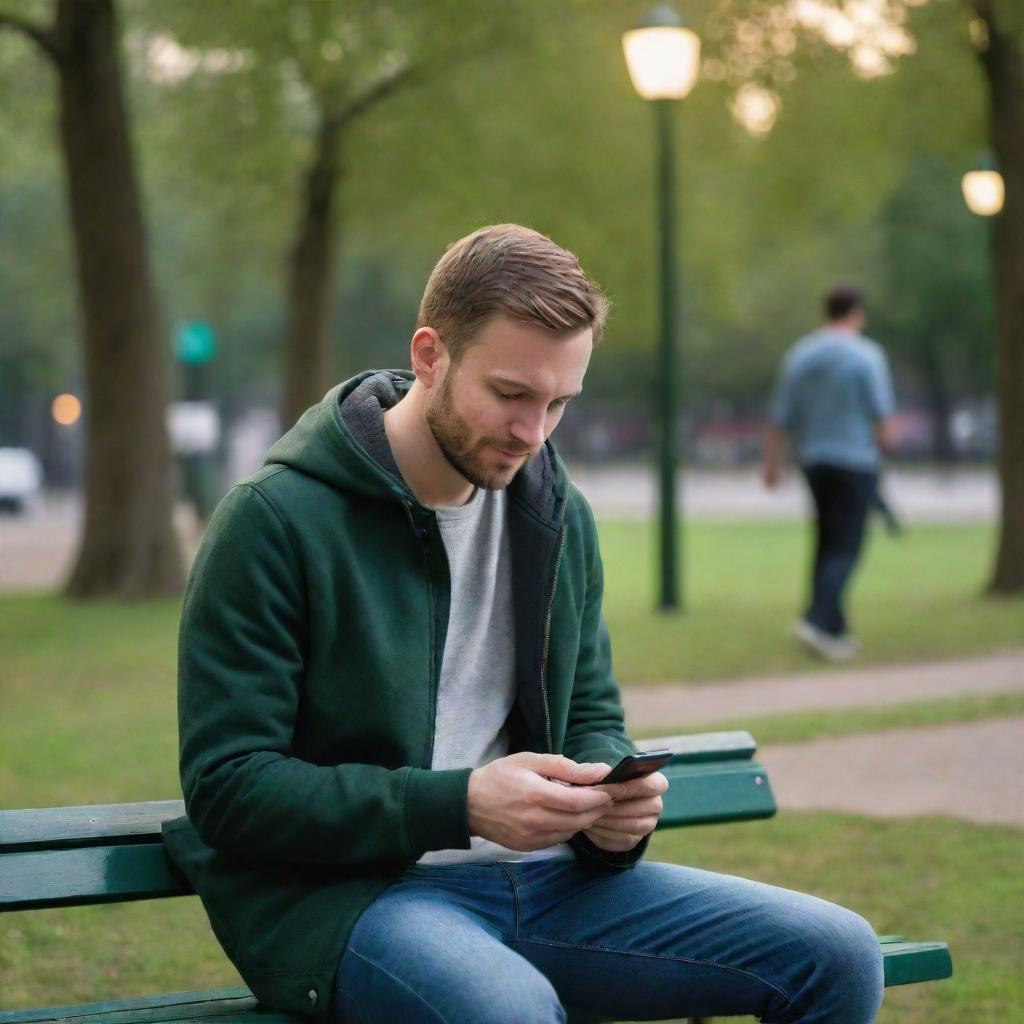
[549, 399, 569, 411]
[497, 391, 523, 401]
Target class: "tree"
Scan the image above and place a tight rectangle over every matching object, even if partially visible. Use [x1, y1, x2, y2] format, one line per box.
[152, 0, 524, 429]
[972, 0, 1024, 592]
[0, 0, 183, 598]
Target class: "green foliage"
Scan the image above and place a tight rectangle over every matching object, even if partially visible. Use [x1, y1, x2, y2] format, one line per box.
[871, 151, 996, 398]
[0, 0, 1008, 418]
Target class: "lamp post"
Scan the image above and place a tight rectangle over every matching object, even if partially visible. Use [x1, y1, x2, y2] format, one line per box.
[622, 5, 700, 611]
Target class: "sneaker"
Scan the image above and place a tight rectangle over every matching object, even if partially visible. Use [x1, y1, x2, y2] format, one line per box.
[791, 619, 860, 662]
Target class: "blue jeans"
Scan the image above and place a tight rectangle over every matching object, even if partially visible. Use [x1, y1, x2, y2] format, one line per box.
[335, 856, 883, 1023]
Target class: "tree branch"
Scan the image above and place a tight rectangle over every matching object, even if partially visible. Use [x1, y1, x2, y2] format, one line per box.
[0, 9, 58, 60]
[333, 58, 425, 128]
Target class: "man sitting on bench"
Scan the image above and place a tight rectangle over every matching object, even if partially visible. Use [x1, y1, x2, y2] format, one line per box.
[165, 224, 884, 1023]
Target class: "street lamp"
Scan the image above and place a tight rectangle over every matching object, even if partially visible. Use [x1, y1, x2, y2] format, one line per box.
[962, 159, 1005, 218]
[623, 5, 700, 611]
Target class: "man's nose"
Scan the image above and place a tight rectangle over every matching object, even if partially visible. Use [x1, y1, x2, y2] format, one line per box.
[510, 410, 547, 449]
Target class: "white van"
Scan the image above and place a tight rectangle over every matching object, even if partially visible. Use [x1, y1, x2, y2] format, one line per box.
[0, 448, 43, 513]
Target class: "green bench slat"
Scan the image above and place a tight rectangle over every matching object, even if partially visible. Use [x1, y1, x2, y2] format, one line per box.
[0, 935, 953, 1023]
[0, 843, 191, 911]
[657, 761, 776, 827]
[0, 988, 299, 1024]
[635, 731, 758, 764]
[2, 761, 773, 912]
[0, 802, 185, 853]
[0, 730, 951, 1018]
[880, 938, 953, 986]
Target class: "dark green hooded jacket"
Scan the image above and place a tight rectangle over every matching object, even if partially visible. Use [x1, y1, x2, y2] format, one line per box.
[163, 371, 645, 1020]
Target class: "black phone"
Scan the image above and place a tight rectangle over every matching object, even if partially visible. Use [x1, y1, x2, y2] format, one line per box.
[598, 749, 673, 784]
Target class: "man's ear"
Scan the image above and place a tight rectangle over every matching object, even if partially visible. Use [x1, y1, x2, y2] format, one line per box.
[410, 327, 448, 389]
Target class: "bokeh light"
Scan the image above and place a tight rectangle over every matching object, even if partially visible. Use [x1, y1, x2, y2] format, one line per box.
[52, 393, 82, 426]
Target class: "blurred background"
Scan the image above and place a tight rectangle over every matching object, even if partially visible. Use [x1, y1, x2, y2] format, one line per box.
[1, 0, 1020, 599]
[1, 1, 1022, 1021]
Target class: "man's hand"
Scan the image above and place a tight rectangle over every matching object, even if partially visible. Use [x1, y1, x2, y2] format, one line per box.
[467, 753, 613, 851]
[582, 771, 668, 853]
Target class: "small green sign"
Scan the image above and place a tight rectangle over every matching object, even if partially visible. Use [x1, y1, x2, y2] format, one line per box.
[176, 321, 217, 365]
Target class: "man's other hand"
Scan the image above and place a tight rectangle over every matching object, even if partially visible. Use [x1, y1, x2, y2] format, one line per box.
[582, 771, 668, 853]
[467, 753, 613, 851]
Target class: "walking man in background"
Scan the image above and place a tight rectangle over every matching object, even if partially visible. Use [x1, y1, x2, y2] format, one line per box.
[763, 284, 895, 661]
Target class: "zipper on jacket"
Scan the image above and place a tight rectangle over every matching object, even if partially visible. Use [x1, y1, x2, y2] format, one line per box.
[539, 525, 567, 753]
[402, 500, 440, 767]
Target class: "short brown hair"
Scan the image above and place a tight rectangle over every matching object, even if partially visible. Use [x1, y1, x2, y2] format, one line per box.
[417, 224, 610, 362]
[825, 284, 865, 321]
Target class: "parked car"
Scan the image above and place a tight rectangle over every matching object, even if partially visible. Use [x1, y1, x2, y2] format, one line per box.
[0, 447, 43, 513]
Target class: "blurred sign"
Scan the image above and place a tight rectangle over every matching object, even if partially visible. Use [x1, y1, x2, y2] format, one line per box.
[168, 402, 220, 455]
[176, 321, 217, 365]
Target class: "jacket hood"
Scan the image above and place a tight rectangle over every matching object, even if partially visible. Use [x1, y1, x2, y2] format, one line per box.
[264, 369, 569, 521]
[265, 370, 412, 503]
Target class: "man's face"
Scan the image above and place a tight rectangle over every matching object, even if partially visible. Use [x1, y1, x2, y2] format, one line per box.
[425, 316, 593, 490]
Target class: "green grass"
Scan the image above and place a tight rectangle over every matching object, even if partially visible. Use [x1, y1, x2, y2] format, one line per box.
[0, 595, 183, 807]
[646, 814, 1024, 1024]
[633, 692, 1024, 744]
[598, 520, 1024, 682]
[1, 520, 1022, 1017]
[1, 520, 1021, 805]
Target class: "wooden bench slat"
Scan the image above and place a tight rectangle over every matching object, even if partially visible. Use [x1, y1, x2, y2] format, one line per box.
[0, 844, 191, 912]
[0, 989, 252, 1024]
[0, 988, 299, 1024]
[0, 937, 953, 1023]
[0, 802, 185, 853]
[635, 731, 757, 763]
[657, 760, 776, 827]
[880, 939, 954, 986]
[1, 759, 773, 911]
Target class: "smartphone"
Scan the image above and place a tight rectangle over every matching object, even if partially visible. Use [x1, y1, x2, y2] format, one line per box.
[597, 749, 673, 784]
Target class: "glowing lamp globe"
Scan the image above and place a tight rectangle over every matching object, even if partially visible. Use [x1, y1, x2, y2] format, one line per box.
[623, 6, 701, 101]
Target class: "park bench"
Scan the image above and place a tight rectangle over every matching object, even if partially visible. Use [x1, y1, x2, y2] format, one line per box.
[1, 730, 952, 1024]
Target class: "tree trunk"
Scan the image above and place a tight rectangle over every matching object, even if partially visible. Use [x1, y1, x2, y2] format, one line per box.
[280, 112, 342, 431]
[977, 1, 1024, 594]
[54, 0, 183, 599]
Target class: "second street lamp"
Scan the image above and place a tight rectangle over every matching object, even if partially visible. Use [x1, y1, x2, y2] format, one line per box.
[623, 5, 700, 611]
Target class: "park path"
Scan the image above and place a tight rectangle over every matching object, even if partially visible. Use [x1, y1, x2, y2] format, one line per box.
[623, 649, 1024, 829]
[759, 717, 1024, 828]
[622, 649, 1024, 730]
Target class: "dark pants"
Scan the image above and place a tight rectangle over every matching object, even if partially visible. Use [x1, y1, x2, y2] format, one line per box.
[802, 463, 877, 637]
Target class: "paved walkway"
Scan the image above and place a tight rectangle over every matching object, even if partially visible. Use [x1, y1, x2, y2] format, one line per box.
[760, 717, 1024, 828]
[0, 465, 996, 591]
[623, 649, 1024, 730]
[570, 464, 996, 523]
[624, 649, 1024, 830]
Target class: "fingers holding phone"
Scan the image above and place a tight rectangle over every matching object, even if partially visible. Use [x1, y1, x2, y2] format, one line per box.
[583, 751, 671, 852]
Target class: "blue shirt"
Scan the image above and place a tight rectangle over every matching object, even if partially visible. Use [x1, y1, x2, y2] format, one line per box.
[771, 329, 894, 471]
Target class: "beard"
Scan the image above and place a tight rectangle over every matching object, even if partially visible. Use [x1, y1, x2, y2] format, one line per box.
[425, 371, 532, 491]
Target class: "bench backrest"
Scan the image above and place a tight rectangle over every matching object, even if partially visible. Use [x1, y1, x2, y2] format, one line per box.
[0, 731, 775, 913]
